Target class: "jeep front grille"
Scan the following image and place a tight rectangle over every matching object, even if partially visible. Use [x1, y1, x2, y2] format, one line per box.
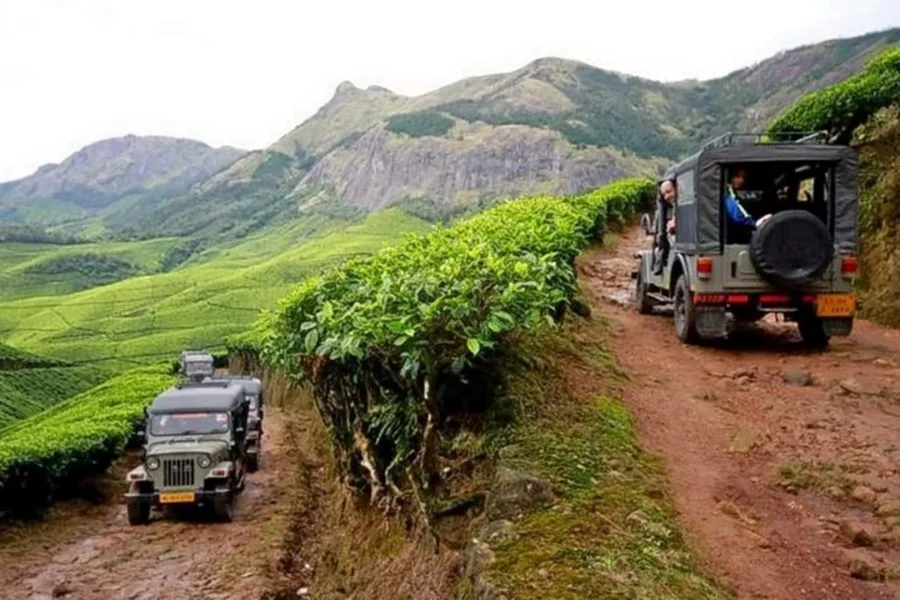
[162, 458, 195, 488]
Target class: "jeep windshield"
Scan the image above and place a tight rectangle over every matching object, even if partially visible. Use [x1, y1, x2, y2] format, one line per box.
[183, 361, 213, 376]
[150, 412, 229, 436]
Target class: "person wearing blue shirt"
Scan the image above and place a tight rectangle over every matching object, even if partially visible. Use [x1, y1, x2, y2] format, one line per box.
[725, 168, 772, 230]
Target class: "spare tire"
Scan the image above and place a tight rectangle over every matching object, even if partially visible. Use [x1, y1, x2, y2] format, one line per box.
[749, 210, 833, 290]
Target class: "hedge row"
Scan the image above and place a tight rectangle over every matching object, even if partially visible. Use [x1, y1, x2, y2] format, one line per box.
[253, 178, 655, 508]
[0, 368, 175, 515]
[767, 47, 900, 143]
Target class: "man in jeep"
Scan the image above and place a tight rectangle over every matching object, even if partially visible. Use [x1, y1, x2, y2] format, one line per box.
[725, 167, 772, 230]
[653, 178, 677, 275]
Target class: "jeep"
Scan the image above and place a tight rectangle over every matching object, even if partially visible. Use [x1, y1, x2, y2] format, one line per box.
[203, 375, 264, 472]
[125, 381, 250, 525]
[179, 349, 215, 382]
[633, 132, 859, 347]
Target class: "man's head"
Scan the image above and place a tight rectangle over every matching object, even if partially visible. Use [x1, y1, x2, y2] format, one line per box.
[660, 179, 676, 204]
[730, 167, 747, 190]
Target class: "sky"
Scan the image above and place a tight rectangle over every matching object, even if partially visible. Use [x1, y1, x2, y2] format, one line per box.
[1, 0, 898, 182]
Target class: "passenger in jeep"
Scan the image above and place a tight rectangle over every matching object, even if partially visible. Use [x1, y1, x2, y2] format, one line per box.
[653, 179, 677, 275]
[725, 168, 772, 230]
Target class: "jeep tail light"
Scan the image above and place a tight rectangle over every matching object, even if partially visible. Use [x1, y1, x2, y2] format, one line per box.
[841, 255, 858, 277]
[696, 257, 712, 280]
[213, 468, 227, 477]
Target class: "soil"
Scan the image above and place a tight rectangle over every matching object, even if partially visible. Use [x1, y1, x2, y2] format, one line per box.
[579, 227, 900, 600]
[0, 409, 295, 600]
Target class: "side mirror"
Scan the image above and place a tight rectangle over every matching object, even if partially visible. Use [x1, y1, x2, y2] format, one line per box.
[235, 426, 245, 436]
[135, 431, 146, 443]
[640, 213, 654, 236]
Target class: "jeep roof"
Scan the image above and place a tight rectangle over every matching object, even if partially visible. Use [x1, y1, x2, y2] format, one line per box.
[148, 383, 246, 415]
[203, 376, 261, 395]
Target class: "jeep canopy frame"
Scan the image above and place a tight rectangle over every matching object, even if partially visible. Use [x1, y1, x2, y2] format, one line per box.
[662, 133, 859, 255]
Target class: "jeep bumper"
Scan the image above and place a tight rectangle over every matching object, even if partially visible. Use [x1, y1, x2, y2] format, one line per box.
[124, 488, 232, 507]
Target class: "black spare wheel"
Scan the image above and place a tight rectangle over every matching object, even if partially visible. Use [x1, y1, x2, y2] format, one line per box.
[749, 210, 833, 290]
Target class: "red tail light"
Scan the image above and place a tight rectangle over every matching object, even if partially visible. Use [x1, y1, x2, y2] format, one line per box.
[841, 255, 858, 277]
[697, 257, 712, 279]
[727, 294, 750, 304]
[213, 468, 227, 477]
[760, 294, 790, 305]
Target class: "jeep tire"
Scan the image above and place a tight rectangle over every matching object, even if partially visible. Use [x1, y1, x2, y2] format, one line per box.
[749, 210, 833, 290]
[247, 451, 259, 473]
[797, 309, 830, 349]
[127, 500, 150, 526]
[212, 487, 235, 522]
[634, 266, 654, 315]
[673, 275, 699, 343]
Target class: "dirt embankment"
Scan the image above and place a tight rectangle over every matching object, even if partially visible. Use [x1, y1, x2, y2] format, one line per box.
[580, 227, 900, 600]
[0, 409, 299, 600]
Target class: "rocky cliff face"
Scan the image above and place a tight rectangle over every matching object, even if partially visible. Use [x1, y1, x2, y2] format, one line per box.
[297, 122, 663, 211]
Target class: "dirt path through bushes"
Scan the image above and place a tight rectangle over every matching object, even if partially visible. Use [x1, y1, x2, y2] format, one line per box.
[0, 410, 295, 600]
[579, 227, 900, 599]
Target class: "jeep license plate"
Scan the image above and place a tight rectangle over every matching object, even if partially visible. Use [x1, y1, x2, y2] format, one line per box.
[816, 294, 855, 317]
[159, 491, 195, 504]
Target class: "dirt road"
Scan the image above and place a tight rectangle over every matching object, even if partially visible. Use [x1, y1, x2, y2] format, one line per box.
[580, 227, 900, 599]
[0, 409, 295, 600]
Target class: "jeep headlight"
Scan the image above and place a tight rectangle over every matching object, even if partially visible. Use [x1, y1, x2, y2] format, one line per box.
[198, 455, 211, 468]
[146, 456, 160, 470]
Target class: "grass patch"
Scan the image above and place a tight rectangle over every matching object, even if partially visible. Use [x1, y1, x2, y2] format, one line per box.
[777, 461, 852, 493]
[475, 315, 730, 599]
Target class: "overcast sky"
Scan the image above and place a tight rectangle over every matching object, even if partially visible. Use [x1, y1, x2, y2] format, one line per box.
[1, 0, 898, 182]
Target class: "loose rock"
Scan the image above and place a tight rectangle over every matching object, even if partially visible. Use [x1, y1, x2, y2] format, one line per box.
[783, 371, 813, 386]
[876, 500, 900, 517]
[850, 485, 877, 505]
[839, 520, 875, 547]
[845, 549, 886, 581]
[483, 467, 554, 521]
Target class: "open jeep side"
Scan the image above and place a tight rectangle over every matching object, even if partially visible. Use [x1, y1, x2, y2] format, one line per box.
[633, 132, 860, 347]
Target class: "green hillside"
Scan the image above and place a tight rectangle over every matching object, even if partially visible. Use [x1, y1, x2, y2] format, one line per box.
[0, 365, 111, 429]
[0, 209, 433, 368]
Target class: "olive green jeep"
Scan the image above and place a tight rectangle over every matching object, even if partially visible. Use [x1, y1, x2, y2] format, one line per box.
[125, 381, 250, 525]
[203, 375, 264, 472]
[633, 132, 860, 347]
[179, 349, 215, 382]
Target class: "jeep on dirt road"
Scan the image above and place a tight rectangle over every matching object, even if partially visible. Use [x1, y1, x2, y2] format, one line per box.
[633, 132, 859, 347]
[203, 375, 264, 472]
[124, 381, 250, 525]
[179, 349, 215, 382]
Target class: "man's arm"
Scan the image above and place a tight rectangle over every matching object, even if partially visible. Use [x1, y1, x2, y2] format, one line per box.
[724, 191, 757, 228]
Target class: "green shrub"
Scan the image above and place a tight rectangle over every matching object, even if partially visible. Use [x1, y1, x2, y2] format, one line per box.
[0, 368, 175, 515]
[386, 111, 455, 138]
[768, 47, 900, 143]
[253, 178, 655, 511]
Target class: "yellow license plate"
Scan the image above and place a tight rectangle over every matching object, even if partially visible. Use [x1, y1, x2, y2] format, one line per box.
[816, 294, 856, 317]
[159, 491, 196, 504]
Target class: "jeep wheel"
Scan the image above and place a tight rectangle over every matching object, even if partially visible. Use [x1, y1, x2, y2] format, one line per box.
[673, 275, 699, 344]
[127, 500, 150, 526]
[797, 310, 830, 349]
[247, 452, 259, 473]
[749, 210, 833, 290]
[212, 489, 234, 522]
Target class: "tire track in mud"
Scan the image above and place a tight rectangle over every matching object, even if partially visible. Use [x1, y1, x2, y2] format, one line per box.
[581, 227, 900, 599]
[0, 410, 294, 600]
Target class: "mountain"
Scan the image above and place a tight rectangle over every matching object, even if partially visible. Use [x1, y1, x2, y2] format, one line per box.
[0, 135, 246, 230]
[3, 28, 898, 241]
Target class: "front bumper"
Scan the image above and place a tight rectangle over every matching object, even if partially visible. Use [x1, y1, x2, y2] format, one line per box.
[125, 487, 231, 507]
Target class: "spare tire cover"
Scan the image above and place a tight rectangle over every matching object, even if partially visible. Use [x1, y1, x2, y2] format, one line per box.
[749, 210, 833, 289]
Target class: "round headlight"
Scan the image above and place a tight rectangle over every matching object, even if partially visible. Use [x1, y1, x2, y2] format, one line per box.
[146, 457, 160, 470]
[198, 455, 211, 468]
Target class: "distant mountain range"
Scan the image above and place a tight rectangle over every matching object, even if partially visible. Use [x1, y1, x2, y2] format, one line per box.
[2, 27, 898, 241]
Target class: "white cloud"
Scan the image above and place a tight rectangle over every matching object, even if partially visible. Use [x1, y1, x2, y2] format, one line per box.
[0, 0, 897, 181]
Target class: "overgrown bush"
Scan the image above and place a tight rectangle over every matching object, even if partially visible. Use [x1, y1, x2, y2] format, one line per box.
[251, 178, 655, 518]
[768, 47, 900, 143]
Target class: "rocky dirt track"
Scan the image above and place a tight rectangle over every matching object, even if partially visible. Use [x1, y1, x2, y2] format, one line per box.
[0, 410, 294, 600]
[581, 227, 900, 600]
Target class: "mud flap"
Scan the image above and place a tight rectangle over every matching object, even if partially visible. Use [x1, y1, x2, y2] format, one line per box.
[694, 306, 728, 339]
[823, 317, 854, 337]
